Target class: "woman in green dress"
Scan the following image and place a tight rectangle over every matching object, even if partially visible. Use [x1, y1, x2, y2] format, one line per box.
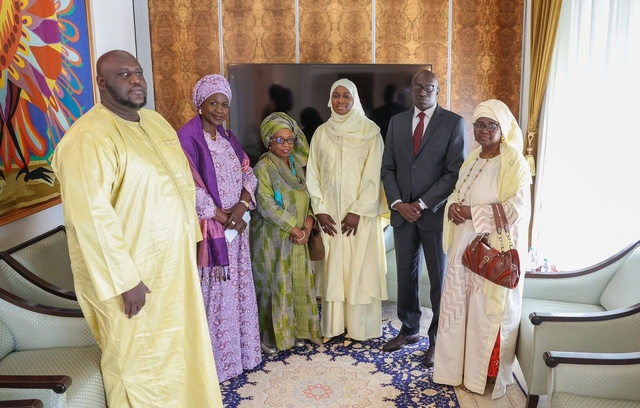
[250, 112, 322, 353]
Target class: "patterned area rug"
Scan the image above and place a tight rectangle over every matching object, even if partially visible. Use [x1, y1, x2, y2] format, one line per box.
[220, 320, 460, 407]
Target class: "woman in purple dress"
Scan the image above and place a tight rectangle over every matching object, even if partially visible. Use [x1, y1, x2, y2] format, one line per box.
[178, 74, 261, 382]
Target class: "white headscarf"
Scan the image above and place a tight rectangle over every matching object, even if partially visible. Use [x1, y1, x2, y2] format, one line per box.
[323, 78, 379, 140]
[472, 99, 523, 153]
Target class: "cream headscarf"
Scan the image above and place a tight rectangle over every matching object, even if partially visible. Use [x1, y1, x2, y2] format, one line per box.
[469, 99, 532, 208]
[323, 78, 380, 140]
[472, 99, 523, 153]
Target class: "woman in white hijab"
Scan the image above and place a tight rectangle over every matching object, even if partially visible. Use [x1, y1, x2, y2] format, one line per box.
[432, 99, 531, 399]
[306, 79, 388, 343]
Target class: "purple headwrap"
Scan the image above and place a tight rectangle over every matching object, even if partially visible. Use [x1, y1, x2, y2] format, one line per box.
[192, 74, 232, 108]
[178, 74, 248, 271]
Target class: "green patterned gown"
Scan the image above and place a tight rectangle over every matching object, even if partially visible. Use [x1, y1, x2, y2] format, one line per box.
[250, 153, 321, 350]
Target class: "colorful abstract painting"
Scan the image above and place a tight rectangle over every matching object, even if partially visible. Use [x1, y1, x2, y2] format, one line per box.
[0, 0, 94, 225]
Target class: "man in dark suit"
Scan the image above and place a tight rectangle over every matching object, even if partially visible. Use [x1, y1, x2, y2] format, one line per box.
[381, 69, 466, 366]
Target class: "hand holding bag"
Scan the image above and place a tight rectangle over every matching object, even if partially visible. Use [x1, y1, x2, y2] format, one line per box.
[461, 203, 520, 289]
[307, 223, 325, 261]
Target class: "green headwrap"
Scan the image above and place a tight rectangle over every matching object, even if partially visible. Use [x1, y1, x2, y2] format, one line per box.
[260, 112, 309, 167]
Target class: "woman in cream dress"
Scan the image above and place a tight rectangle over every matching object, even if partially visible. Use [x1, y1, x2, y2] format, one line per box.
[433, 99, 531, 399]
[306, 78, 388, 342]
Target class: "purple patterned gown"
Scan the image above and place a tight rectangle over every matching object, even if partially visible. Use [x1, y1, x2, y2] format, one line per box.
[195, 131, 261, 382]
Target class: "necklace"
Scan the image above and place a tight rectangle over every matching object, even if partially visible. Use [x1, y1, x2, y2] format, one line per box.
[204, 129, 217, 141]
[455, 147, 499, 204]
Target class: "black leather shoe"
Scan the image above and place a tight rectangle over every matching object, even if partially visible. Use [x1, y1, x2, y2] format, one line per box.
[424, 345, 435, 367]
[382, 333, 420, 352]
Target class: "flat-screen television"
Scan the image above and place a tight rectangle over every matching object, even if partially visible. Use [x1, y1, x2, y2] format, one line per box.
[227, 63, 432, 165]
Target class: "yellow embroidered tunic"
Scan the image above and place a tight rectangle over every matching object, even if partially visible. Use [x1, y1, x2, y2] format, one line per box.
[52, 103, 222, 407]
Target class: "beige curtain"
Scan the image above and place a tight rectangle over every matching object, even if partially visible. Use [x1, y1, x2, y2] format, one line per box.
[525, 0, 563, 177]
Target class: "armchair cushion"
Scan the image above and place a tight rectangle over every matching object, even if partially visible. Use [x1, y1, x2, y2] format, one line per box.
[521, 298, 605, 316]
[0, 323, 13, 361]
[551, 393, 640, 408]
[600, 251, 640, 311]
[0, 299, 93, 351]
[0, 345, 103, 408]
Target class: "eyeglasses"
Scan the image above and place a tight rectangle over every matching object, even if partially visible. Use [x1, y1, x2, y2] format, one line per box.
[410, 84, 438, 93]
[473, 122, 500, 132]
[271, 137, 295, 144]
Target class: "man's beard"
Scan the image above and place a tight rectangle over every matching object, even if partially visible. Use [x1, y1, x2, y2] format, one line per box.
[106, 83, 147, 109]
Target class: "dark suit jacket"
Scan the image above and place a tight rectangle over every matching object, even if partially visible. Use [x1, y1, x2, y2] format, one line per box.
[381, 105, 466, 232]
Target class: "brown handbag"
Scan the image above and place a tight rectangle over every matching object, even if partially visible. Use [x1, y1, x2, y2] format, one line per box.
[461, 203, 520, 289]
[307, 223, 325, 261]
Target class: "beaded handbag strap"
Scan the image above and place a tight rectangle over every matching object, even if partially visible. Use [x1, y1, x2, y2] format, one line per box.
[491, 203, 514, 251]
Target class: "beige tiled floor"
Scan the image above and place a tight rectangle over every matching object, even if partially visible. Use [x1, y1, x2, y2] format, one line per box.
[454, 360, 547, 408]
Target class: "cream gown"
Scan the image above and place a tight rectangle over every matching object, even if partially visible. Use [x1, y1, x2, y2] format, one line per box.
[306, 126, 388, 341]
[433, 156, 530, 399]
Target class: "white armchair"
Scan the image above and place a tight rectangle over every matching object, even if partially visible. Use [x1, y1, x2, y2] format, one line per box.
[0, 288, 104, 407]
[516, 240, 640, 407]
[544, 351, 640, 407]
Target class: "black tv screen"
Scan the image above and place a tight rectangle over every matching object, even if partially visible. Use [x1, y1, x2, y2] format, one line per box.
[227, 63, 432, 165]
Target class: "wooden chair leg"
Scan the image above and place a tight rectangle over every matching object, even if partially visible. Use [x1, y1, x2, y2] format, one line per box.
[526, 394, 539, 408]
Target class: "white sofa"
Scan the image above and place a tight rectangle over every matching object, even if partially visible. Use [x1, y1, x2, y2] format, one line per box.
[516, 240, 640, 408]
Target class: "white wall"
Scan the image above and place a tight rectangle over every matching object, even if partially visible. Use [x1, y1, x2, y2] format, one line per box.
[0, 205, 64, 250]
[0, 0, 139, 250]
[91, 0, 137, 57]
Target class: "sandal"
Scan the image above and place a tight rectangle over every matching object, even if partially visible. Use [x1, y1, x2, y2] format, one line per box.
[460, 384, 473, 393]
[261, 343, 277, 354]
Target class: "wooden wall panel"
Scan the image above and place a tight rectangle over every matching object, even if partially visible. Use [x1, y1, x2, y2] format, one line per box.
[222, 0, 296, 65]
[148, 0, 220, 130]
[299, 0, 372, 63]
[376, 0, 449, 106]
[147, 1, 524, 133]
[450, 0, 524, 137]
